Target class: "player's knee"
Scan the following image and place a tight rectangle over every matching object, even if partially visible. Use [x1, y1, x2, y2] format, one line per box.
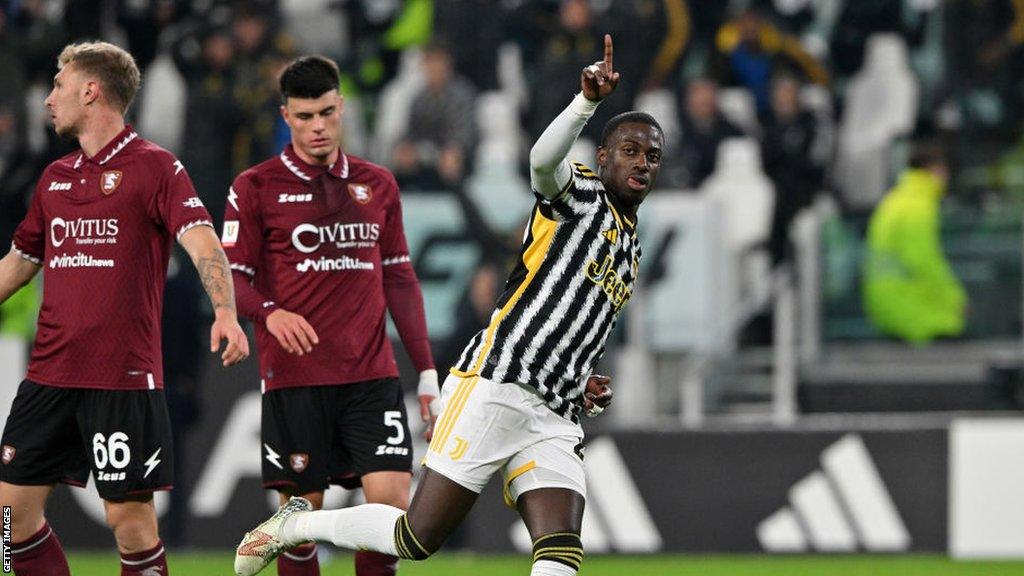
[9, 514, 45, 543]
[105, 503, 159, 553]
[392, 513, 437, 561]
[532, 532, 583, 573]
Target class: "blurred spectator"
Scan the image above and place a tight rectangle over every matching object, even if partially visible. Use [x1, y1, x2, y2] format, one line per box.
[344, 0, 433, 94]
[603, 0, 690, 94]
[711, 8, 828, 114]
[64, 0, 102, 40]
[392, 42, 477, 190]
[863, 142, 966, 345]
[160, 248, 207, 546]
[434, 0, 508, 92]
[682, 0, 730, 57]
[830, 0, 930, 78]
[762, 75, 824, 264]
[526, 0, 628, 143]
[9, 0, 68, 81]
[0, 9, 27, 157]
[174, 26, 244, 227]
[435, 260, 503, 374]
[942, 0, 1024, 137]
[661, 77, 742, 189]
[231, 4, 296, 169]
[751, 0, 817, 36]
[116, 0, 183, 71]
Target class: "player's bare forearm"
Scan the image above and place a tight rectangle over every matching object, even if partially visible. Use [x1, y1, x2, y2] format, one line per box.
[0, 250, 41, 305]
[179, 226, 237, 317]
[180, 226, 250, 365]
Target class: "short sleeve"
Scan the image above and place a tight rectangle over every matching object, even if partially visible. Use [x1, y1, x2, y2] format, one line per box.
[379, 173, 412, 268]
[221, 173, 263, 277]
[147, 151, 214, 241]
[11, 178, 47, 264]
[533, 161, 603, 221]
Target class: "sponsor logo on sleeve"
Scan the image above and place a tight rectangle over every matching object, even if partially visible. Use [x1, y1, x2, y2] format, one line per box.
[348, 183, 372, 204]
[221, 221, 239, 247]
[101, 170, 123, 195]
[1, 445, 15, 464]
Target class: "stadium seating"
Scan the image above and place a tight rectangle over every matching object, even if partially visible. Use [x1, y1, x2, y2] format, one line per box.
[701, 137, 776, 328]
[836, 33, 918, 210]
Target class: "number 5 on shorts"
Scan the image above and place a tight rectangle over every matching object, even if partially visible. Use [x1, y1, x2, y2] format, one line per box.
[384, 411, 404, 445]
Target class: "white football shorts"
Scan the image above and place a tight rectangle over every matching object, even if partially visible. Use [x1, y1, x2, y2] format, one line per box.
[423, 373, 586, 508]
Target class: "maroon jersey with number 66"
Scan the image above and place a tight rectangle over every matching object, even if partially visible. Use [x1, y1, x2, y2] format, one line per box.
[223, 145, 433, 391]
[11, 126, 214, 390]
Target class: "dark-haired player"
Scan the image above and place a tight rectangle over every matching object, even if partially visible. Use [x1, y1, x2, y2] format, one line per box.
[223, 55, 438, 576]
[236, 35, 662, 576]
[0, 41, 248, 576]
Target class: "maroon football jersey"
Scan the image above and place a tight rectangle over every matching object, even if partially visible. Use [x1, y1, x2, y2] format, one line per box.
[224, 146, 420, 390]
[11, 126, 214, 390]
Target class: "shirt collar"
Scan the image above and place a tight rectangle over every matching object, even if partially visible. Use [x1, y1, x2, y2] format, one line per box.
[604, 188, 638, 232]
[280, 144, 348, 181]
[73, 125, 138, 171]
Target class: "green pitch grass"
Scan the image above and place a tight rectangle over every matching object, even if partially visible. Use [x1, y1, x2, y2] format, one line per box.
[66, 551, 1024, 575]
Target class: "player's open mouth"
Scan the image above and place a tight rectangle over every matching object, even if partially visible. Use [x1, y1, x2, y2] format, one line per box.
[627, 175, 647, 191]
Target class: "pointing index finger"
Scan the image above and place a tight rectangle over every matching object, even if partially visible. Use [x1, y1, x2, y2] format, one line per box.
[604, 34, 613, 70]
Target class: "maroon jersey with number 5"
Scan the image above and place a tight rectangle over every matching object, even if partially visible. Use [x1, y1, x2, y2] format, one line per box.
[223, 145, 432, 390]
[11, 126, 214, 390]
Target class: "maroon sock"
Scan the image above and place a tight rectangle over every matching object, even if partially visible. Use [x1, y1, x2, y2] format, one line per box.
[277, 543, 320, 576]
[11, 522, 70, 576]
[355, 551, 398, 576]
[119, 541, 167, 576]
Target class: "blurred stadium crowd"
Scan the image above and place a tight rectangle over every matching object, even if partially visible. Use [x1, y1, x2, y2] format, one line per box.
[1, 0, 1023, 356]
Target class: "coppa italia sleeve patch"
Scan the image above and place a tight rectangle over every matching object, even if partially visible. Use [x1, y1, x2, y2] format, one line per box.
[222, 221, 240, 246]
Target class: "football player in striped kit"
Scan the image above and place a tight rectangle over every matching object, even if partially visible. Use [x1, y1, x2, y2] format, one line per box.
[236, 34, 664, 576]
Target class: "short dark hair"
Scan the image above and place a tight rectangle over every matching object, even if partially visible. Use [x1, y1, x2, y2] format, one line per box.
[908, 140, 947, 170]
[279, 55, 340, 102]
[600, 111, 663, 147]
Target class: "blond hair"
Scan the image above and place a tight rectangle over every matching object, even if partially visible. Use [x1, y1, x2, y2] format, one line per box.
[58, 42, 141, 114]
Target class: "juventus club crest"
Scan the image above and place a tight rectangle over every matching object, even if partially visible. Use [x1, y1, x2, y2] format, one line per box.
[290, 453, 309, 473]
[101, 170, 123, 195]
[348, 183, 372, 204]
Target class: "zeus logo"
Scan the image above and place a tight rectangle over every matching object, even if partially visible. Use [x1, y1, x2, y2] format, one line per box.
[144, 448, 162, 478]
[291, 222, 380, 254]
[278, 193, 312, 203]
[50, 217, 120, 247]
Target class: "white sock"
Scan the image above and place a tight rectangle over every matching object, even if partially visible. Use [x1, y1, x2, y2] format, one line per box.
[531, 559, 577, 576]
[281, 504, 404, 555]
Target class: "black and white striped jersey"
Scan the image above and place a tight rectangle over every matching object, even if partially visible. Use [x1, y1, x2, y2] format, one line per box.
[452, 161, 641, 422]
